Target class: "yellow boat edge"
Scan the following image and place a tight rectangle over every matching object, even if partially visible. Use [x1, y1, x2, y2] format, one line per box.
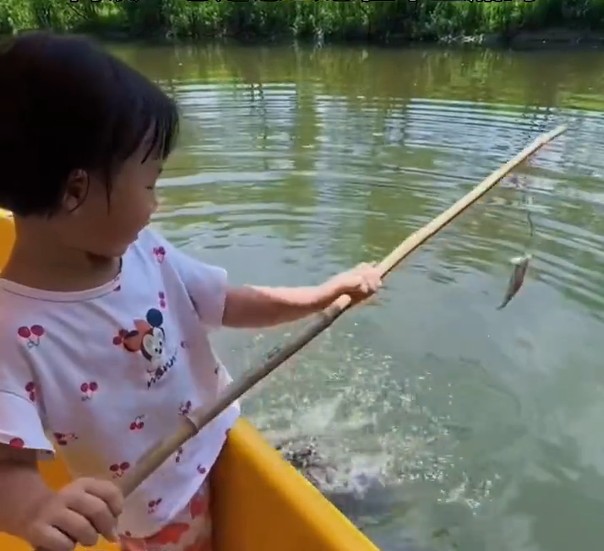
[0, 209, 379, 551]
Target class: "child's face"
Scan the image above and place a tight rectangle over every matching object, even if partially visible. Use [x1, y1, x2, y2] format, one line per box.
[57, 141, 162, 258]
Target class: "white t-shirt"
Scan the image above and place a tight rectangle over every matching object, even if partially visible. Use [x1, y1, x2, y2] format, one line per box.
[0, 227, 240, 537]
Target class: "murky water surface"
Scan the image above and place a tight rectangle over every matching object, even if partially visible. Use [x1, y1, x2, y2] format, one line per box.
[112, 43, 604, 551]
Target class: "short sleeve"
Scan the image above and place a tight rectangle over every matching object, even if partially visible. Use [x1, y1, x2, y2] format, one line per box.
[144, 229, 228, 330]
[0, 363, 54, 456]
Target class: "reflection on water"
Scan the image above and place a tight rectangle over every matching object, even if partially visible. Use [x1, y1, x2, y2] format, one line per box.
[111, 43, 604, 550]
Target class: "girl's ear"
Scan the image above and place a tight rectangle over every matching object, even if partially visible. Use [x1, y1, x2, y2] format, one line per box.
[62, 169, 90, 212]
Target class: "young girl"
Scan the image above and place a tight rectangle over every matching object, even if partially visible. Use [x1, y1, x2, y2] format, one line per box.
[0, 32, 381, 551]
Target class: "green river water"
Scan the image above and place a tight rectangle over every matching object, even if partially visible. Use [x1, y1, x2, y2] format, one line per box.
[111, 43, 604, 551]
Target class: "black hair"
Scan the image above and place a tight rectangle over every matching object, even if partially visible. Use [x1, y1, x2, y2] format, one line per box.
[0, 31, 179, 216]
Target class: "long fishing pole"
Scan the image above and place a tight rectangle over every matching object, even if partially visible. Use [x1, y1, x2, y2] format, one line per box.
[115, 124, 567, 498]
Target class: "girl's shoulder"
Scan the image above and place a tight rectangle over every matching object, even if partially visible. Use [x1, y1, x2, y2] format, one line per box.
[128, 226, 188, 271]
[132, 226, 166, 247]
[128, 226, 170, 262]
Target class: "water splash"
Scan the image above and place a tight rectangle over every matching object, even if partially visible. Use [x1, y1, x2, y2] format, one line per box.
[241, 331, 498, 520]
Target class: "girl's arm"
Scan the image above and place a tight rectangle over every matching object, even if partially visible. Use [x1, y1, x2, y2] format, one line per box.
[0, 446, 52, 539]
[0, 445, 123, 548]
[222, 263, 382, 328]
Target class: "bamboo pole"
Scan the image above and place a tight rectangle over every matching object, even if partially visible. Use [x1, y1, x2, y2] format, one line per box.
[117, 124, 567, 498]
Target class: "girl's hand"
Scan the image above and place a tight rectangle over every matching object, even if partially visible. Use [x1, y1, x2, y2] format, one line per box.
[321, 263, 383, 303]
[25, 477, 122, 551]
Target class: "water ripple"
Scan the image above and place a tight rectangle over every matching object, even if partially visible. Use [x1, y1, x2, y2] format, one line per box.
[131, 44, 604, 551]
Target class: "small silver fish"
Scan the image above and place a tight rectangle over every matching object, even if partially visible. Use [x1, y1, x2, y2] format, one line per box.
[497, 253, 531, 310]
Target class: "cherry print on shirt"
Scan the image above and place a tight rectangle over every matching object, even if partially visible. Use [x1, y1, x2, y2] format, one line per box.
[54, 432, 78, 446]
[153, 246, 166, 263]
[158, 291, 166, 309]
[175, 446, 184, 464]
[129, 415, 145, 431]
[180, 340, 188, 349]
[196, 464, 207, 475]
[179, 401, 191, 416]
[147, 498, 162, 514]
[17, 325, 45, 348]
[80, 381, 98, 401]
[24, 381, 36, 402]
[109, 461, 130, 478]
[9, 437, 24, 448]
[214, 364, 220, 375]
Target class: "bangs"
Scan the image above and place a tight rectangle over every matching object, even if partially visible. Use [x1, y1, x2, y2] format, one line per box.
[107, 58, 180, 167]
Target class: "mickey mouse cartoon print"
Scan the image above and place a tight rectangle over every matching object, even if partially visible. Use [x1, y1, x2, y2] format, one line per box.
[114, 308, 178, 387]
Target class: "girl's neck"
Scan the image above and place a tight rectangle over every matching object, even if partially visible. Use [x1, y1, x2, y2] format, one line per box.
[1, 221, 120, 292]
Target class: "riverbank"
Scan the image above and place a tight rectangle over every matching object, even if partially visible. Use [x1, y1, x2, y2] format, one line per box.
[2, 0, 604, 49]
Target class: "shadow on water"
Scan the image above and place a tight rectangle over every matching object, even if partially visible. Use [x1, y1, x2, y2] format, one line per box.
[108, 42, 604, 550]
